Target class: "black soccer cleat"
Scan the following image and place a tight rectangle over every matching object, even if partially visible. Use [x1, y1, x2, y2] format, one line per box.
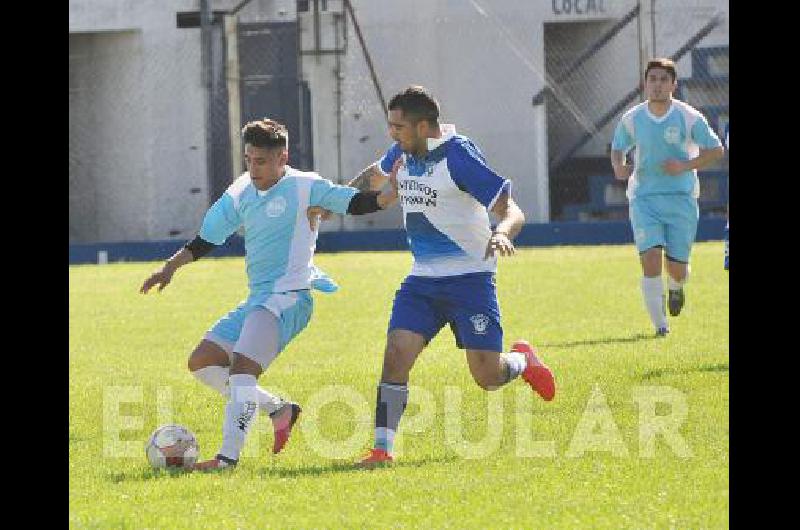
[668, 288, 685, 316]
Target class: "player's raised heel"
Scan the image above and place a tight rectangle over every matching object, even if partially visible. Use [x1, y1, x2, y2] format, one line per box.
[270, 402, 302, 455]
[513, 340, 556, 401]
[357, 448, 394, 468]
[667, 288, 685, 316]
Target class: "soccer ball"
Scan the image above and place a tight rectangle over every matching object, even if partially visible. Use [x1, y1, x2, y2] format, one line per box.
[145, 424, 199, 470]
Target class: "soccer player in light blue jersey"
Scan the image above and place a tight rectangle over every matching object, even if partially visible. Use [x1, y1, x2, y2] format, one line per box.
[611, 58, 725, 336]
[724, 124, 729, 271]
[311, 86, 557, 467]
[140, 118, 398, 471]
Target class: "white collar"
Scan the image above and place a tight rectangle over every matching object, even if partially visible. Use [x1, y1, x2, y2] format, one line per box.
[645, 101, 675, 123]
[426, 123, 457, 151]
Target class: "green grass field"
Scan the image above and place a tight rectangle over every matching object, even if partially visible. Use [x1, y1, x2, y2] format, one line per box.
[69, 243, 728, 528]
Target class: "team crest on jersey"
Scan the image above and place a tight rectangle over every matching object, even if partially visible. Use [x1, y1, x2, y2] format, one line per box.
[664, 126, 681, 144]
[265, 196, 287, 217]
[469, 314, 490, 335]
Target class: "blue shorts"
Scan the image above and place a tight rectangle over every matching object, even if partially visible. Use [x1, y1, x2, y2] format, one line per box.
[388, 273, 503, 352]
[208, 290, 314, 354]
[629, 194, 699, 263]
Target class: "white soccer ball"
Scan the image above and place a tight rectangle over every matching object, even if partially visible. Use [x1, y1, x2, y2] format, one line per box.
[145, 424, 199, 470]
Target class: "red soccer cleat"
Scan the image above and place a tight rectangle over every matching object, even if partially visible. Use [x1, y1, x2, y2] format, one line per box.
[513, 340, 556, 401]
[357, 448, 394, 468]
[270, 402, 302, 455]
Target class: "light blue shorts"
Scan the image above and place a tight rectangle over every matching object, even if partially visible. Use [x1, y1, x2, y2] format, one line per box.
[629, 194, 699, 263]
[207, 290, 314, 356]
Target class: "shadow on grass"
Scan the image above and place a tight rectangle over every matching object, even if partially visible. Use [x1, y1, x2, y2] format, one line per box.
[640, 362, 729, 380]
[540, 333, 657, 349]
[256, 453, 460, 478]
[105, 454, 460, 482]
[106, 467, 194, 483]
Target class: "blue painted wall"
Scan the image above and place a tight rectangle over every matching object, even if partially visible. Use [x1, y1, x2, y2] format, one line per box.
[68, 219, 727, 265]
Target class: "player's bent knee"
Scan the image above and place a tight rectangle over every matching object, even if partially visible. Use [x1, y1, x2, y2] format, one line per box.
[187, 356, 201, 372]
[187, 340, 230, 372]
[188, 351, 212, 372]
[229, 352, 263, 377]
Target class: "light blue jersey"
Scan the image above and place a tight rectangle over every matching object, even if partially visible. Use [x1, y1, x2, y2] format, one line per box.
[198, 166, 358, 294]
[612, 99, 722, 200]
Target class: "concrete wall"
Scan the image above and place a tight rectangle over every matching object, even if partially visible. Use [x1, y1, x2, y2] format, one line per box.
[69, 31, 147, 243]
[337, 0, 554, 226]
[652, 0, 730, 77]
[544, 16, 639, 162]
[69, 0, 207, 243]
[332, 0, 646, 226]
[69, 0, 728, 243]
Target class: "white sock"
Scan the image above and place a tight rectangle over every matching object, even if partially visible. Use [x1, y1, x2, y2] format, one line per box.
[218, 374, 259, 462]
[192, 366, 285, 415]
[192, 366, 229, 394]
[641, 276, 668, 330]
[667, 266, 690, 291]
[502, 351, 527, 383]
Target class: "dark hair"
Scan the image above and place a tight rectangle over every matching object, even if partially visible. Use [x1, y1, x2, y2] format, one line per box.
[387, 85, 440, 125]
[645, 58, 677, 82]
[241, 118, 288, 149]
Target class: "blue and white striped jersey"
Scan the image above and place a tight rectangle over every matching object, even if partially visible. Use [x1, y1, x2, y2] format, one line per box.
[379, 125, 510, 277]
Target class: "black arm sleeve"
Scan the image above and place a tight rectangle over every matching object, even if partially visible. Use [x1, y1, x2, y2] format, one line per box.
[183, 235, 215, 260]
[346, 191, 382, 215]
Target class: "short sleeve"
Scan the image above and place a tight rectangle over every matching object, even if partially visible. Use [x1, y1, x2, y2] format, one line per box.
[309, 178, 359, 215]
[691, 115, 723, 149]
[612, 119, 634, 152]
[198, 193, 242, 245]
[445, 137, 510, 209]
[379, 143, 402, 174]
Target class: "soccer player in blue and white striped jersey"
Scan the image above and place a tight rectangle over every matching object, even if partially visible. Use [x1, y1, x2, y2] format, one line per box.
[313, 86, 557, 467]
[140, 118, 397, 470]
[611, 58, 724, 336]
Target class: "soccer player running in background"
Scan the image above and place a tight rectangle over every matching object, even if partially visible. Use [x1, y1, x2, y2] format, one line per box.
[611, 58, 724, 337]
[723, 123, 729, 271]
[311, 86, 556, 467]
[139, 118, 398, 470]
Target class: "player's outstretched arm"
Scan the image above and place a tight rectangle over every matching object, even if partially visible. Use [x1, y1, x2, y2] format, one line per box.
[347, 162, 387, 191]
[307, 159, 402, 229]
[139, 236, 215, 294]
[485, 192, 525, 259]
